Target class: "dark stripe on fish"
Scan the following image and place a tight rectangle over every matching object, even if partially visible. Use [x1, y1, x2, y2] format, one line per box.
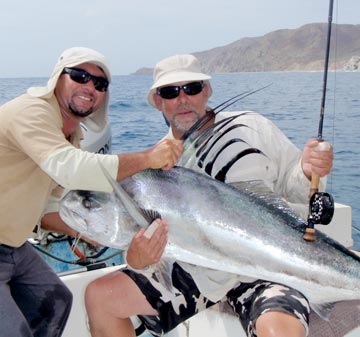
[198, 123, 251, 169]
[214, 148, 265, 182]
[205, 139, 250, 176]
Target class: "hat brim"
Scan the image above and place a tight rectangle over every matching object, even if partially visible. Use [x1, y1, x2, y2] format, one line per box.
[147, 71, 212, 107]
[27, 48, 112, 132]
[27, 60, 111, 99]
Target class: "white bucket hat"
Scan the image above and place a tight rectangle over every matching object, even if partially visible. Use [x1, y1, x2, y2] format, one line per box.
[27, 47, 112, 131]
[147, 54, 212, 107]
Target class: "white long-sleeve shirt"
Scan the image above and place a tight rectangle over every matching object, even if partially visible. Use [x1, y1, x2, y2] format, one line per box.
[164, 110, 326, 301]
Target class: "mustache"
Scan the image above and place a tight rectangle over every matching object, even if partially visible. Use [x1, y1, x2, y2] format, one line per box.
[69, 90, 96, 118]
[174, 104, 199, 114]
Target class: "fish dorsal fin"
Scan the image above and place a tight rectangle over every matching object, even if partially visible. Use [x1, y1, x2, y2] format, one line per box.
[196, 121, 251, 168]
[179, 113, 251, 168]
[98, 160, 150, 227]
[178, 110, 215, 168]
[211, 83, 272, 114]
[178, 85, 272, 170]
[311, 303, 335, 321]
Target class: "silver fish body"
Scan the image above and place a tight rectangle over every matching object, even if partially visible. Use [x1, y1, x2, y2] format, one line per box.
[60, 166, 360, 307]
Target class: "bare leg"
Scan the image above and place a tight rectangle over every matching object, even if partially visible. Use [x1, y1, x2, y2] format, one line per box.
[256, 311, 306, 337]
[85, 271, 157, 337]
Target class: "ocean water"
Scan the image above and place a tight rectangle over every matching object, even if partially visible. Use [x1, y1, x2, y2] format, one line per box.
[1, 72, 359, 249]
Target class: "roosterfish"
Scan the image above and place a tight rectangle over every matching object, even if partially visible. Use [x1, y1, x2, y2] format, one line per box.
[59, 92, 360, 321]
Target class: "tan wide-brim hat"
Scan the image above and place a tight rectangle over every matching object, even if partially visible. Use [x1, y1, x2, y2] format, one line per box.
[147, 54, 212, 108]
[27, 47, 112, 132]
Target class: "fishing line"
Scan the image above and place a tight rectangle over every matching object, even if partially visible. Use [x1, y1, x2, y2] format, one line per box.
[327, 0, 339, 193]
[324, 2, 360, 237]
[33, 243, 123, 266]
[32, 241, 122, 266]
[330, 1, 360, 237]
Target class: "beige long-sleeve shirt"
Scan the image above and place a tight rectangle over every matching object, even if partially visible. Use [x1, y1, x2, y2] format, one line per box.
[0, 94, 118, 247]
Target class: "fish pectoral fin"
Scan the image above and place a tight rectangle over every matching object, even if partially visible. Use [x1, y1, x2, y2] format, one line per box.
[311, 302, 335, 321]
[142, 208, 162, 223]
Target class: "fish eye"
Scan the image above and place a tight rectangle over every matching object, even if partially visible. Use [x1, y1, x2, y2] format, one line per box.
[76, 190, 108, 209]
[82, 197, 101, 209]
[82, 198, 92, 209]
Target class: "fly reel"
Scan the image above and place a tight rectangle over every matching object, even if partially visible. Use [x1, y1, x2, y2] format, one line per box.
[303, 191, 335, 242]
[308, 191, 334, 225]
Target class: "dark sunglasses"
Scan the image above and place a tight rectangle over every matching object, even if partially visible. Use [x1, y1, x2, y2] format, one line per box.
[62, 67, 109, 92]
[156, 81, 204, 99]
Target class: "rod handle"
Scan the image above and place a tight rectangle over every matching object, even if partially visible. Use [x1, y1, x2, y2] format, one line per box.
[309, 141, 331, 198]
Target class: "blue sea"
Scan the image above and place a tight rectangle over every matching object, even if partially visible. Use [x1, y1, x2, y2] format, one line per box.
[1, 72, 359, 249]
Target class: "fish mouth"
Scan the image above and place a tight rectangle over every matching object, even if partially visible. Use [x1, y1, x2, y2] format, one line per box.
[60, 208, 88, 233]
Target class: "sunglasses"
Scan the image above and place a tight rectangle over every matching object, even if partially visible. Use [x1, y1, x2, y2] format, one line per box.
[156, 81, 204, 99]
[62, 67, 109, 92]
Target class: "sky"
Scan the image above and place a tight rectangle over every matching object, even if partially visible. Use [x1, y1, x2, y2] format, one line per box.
[1, 0, 359, 78]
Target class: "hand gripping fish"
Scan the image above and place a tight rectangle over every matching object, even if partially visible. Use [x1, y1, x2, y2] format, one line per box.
[60, 92, 360, 321]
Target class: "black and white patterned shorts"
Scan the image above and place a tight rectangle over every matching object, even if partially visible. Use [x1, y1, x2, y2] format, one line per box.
[122, 262, 310, 337]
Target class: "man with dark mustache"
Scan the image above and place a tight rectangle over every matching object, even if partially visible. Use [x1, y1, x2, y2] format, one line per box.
[0, 47, 182, 337]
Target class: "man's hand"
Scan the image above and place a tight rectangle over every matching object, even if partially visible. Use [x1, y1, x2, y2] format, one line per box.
[116, 139, 183, 181]
[126, 219, 169, 270]
[301, 139, 333, 180]
[145, 139, 183, 171]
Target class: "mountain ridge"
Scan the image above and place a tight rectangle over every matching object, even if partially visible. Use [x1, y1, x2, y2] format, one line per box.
[134, 23, 360, 75]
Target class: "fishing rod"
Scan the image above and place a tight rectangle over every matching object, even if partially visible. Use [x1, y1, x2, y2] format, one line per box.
[303, 0, 335, 241]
